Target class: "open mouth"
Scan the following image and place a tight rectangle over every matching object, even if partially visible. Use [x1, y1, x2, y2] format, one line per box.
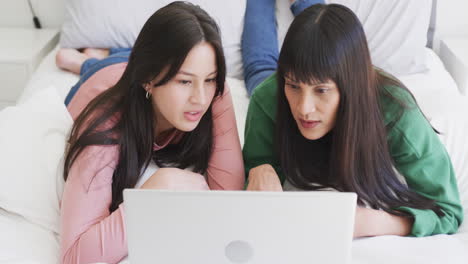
[184, 111, 202, 122]
[299, 119, 321, 129]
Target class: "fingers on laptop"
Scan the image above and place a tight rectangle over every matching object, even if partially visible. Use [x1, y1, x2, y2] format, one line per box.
[247, 164, 283, 192]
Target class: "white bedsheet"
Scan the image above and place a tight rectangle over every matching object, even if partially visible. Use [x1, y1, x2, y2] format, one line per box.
[2, 45, 467, 264]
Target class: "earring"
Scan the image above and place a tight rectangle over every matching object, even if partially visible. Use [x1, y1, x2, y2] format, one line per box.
[146, 91, 151, 99]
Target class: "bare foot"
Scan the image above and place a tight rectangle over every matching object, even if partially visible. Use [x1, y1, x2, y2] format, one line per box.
[83, 48, 110, 59]
[56, 48, 90, 74]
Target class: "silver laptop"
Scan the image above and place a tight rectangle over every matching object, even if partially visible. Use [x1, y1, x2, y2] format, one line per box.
[123, 190, 356, 264]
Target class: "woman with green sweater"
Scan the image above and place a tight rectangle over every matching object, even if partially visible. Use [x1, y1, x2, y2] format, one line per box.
[242, 0, 463, 237]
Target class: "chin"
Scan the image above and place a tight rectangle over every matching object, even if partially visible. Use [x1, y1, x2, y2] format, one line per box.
[303, 135, 322, 141]
[299, 129, 326, 141]
[176, 122, 199, 132]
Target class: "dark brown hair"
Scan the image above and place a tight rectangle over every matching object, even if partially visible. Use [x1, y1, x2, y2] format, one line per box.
[276, 4, 443, 216]
[64, 2, 226, 212]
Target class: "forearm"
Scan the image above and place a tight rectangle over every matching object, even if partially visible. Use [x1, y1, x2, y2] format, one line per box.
[61, 149, 126, 263]
[355, 208, 413, 237]
[61, 204, 128, 264]
[397, 206, 462, 236]
[208, 88, 245, 190]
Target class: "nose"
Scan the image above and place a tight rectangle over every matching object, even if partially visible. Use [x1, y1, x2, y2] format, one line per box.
[190, 81, 207, 105]
[297, 94, 316, 118]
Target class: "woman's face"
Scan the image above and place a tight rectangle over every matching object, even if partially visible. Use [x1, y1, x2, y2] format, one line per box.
[147, 42, 218, 135]
[284, 76, 340, 140]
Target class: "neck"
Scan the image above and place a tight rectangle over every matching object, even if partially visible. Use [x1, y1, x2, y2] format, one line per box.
[153, 107, 174, 137]
[154, 116, 175, 145]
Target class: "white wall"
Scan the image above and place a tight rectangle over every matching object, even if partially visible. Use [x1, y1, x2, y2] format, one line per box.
[0, 0, 64, 29]
[433, 0, 468, 52]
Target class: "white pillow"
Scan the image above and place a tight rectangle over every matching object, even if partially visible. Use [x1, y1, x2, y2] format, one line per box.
[0, 86, 73, 234]
[60, 0, 246, 79]
[0, 209, 60, 263]
[276, 0, 433, 76]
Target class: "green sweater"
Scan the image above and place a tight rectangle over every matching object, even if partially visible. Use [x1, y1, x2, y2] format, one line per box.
[243, 73, 463, 237]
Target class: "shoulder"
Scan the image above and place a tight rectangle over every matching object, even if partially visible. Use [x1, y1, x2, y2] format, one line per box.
[251, 73, 278, 102]
[249, 73, 279, 121]
[381, 86, 438, 159]
[379, 84, 419, 127]
[68, 62, 127, 120]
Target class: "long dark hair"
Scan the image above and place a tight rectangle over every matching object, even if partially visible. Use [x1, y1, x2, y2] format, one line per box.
[63, 2, 226, 212]
[276, 4, 443, 216]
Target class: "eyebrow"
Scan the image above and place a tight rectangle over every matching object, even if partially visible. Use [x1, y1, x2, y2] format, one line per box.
[178, 70, 217, 77]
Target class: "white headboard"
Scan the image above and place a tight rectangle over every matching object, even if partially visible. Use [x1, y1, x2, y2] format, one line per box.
[0, 0, 466, 53]
[0, 0, 65, 29]
[432, 0, 468, 52]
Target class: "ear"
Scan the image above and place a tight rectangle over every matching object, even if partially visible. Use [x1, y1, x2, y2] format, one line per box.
[142, 82, 151, 93]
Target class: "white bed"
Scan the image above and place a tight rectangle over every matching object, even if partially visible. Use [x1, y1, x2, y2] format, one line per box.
[1, 0, 468, 263]
[1, 40, 467, 263]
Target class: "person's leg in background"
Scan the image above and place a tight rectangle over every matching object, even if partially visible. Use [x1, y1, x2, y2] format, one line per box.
[55, 48, 91, 75]
[290, 0, 324, 16]
[58, 48, 132, 105]
[55, 48, 131, 76]
[77, 48, 131, 77]
[241, 0, 278, 96]
[56, 48, 132, 76]
[241, 0, 325, 96]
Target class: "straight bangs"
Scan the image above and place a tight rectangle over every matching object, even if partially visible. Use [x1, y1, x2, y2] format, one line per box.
[278, 20, 341, 86]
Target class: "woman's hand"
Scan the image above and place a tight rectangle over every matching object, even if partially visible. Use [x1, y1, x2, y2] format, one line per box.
[140, 168, 209, 191]
[354, 207, 414, 238]
[246, 164, 283, 191]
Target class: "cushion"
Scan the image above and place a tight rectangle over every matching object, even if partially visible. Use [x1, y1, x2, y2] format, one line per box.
[276, 0, 433, 76]
[59, 0, 246, 79]
[0, 86, 73, 234]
